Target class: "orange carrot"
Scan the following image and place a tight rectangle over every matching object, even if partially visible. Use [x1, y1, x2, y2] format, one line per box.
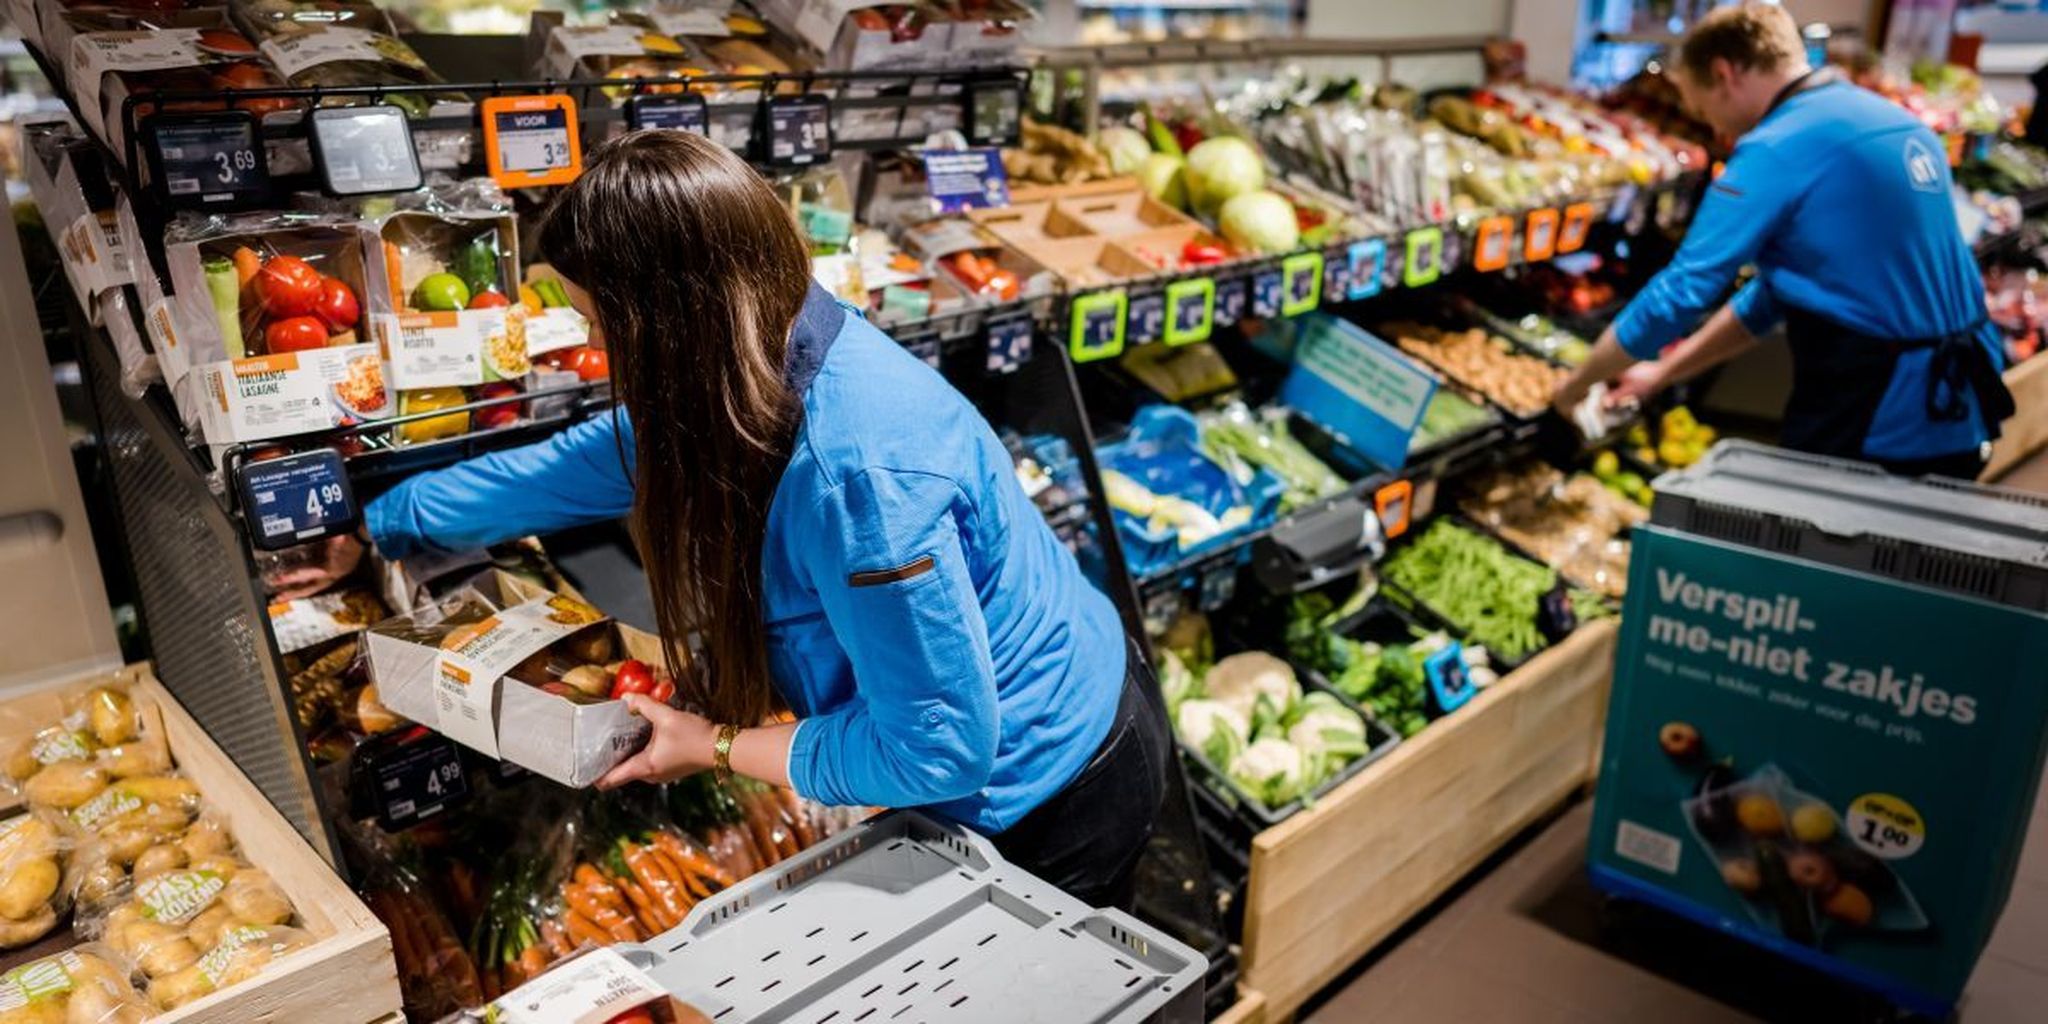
[775, 788, 819, 848]
[540, 918, 574, 958]
[613, 872, 670, 933]
[232, 246, 262, 287]
[654, 831, 737, 890]
[563, 909, 608, 949]
[382, 240, 406, 307]
[623, 841, 689, 925]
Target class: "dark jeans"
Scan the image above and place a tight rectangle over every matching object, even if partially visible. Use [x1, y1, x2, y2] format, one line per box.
[1873, 448, 1987, 481]
[992, 639, 1170, 910]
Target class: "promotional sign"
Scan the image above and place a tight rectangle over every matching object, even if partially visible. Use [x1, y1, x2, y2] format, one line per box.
[1279, 313, 1436, 471]
[922, 148, 1009, 213]
[1589, 527, 2048, 1016]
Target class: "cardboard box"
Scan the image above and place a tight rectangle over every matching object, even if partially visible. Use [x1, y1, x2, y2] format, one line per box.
[365, 572, 655, 787]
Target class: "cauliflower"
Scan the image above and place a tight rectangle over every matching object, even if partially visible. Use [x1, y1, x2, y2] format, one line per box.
[1204, 652, 1301, 724]
[1158, 650, 1200, 715]
[1230, 738, 1308, 807]
[1175, 699, 1248, 767]
[1286, 691, 1370, 768]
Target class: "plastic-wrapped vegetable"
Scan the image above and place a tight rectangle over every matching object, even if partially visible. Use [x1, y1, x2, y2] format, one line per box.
[1200, 403, 1347, 512]
[230, 1, 455, 115]
[0, 812, 68, 949]
[0, 945, 152, 1024]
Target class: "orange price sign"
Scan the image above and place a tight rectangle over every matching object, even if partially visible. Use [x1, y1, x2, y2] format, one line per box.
[1375, 479, 1415, 540]
[480, 94, 582, 189]
[1558, 202, 1596, 254]
[1472, 215, 1513, 272]
[1524, 207, 1560, 263]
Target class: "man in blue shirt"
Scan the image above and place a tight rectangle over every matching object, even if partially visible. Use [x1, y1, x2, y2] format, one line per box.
[1552, 3, 2014, 477]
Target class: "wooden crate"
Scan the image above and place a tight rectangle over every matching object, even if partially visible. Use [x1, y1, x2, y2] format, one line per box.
[1212, 986, 1267, 1024]
[1985, 354, 2048, 481]
[1, 665, 399, 1024]
[1238, 620, 1618, 1019]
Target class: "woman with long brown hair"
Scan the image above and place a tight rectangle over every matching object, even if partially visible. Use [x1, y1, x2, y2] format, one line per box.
[348, 130, 1167, 907]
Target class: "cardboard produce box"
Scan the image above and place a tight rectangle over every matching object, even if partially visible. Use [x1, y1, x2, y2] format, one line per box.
[365, 573, 660, 787]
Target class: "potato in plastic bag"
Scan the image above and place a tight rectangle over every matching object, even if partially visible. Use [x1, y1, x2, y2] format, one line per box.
[0, 812, 70, 949]
[0, 944, 151, 1024]
[149, 923, 312, 1010]
[4, 725, 97, 786]
[68, 775, 201, 839]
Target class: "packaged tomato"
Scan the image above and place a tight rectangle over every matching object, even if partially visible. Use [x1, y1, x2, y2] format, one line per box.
[369, 180, 530, 446]
[160, 214, 394, 444]
[59, 11, 296, 169]
[228, 0, 455, 115]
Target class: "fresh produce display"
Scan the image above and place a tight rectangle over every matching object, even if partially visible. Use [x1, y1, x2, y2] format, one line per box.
[1099, 407, 1282, 572]
[0, 811, 68, 949]
[1381, 519, 1579, 663]
[1380, 321, 1569, 418]
[1157, 633, 1376, 813]
[1002, 120, 1115, 186]
[1458, 462, 1646, 598]
[229, 0, 454, 114]
[1590, 449, 1656, 507]
[1627, 406, 1717, 470]
[1198, 402, 1348, 512]
[1452, 296, 1593, 366]
[1986, 264, 2047, 365]
[1408, 387, 1499, 454]
[1285, 591, 1494, 738]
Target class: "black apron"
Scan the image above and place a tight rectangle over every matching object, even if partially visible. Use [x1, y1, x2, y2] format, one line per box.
[1779, 304, 2015, 462]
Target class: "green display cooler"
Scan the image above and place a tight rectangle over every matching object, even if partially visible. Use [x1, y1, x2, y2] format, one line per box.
[1588, 442, 2048, 1017]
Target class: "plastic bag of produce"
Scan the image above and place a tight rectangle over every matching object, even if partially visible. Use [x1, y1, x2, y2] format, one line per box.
[229, 0, 454, 115]
[148, 922, 314, 1010]
[55, 10, 296, 165]
[0, 944, 153, 1023]
[0, 812, 70, 949]
[91, 855, 299, 995]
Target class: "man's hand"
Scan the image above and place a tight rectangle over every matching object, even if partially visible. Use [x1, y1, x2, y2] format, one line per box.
[264, 533, 366, 601]
[1551, 377, 1592, 419]
[596, 696, 718, 789]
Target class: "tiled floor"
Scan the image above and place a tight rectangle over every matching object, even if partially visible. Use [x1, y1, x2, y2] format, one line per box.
[1303, 449, 2048, 1024]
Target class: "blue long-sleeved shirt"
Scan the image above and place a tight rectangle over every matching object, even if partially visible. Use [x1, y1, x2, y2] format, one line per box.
[1611, 76, 2002, 460]
[366, 286, 1126, 834]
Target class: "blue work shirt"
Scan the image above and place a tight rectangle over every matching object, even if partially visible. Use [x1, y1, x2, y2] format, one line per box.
[366, 285, 1127, 834]
[1612, 76, 2002, 460]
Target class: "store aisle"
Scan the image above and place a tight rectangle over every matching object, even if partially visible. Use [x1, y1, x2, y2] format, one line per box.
[1302, 790, 2048, 1023]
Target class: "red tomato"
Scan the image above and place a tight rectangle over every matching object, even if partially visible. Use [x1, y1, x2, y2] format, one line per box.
[467, 289, 512, 310]
[313, 277, 359, 332]
[651, 677, 676, 704]
[258, 256, 323, 318]
[264, 316, 328, 354]
[472, 382, 520, 430]
[567, 347, 610, 381]
[609, 659, 657, 700]
[604, 1010, 656, 1024]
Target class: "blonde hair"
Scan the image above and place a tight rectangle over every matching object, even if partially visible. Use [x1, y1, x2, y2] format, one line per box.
[1677, 3, 1805, 84]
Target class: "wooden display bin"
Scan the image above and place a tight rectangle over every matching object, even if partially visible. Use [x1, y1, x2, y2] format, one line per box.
[1214, 986, 1269, 1024]
[1238, 619, 1619, 1020]
[1984, 354, 2048, 481]
[0, 665, 399, 1024]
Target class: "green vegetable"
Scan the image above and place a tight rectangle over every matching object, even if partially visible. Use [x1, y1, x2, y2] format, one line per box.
[1185, 136, 1265, 218]
[202, 255, 244, 358]
[1099, 126, 1152, 176]
[1200, 405, 1345, 512]
[1381, 520, 1557, 662]
[455, 234, 501, 299]
[1144, 107, 1184, 160]
[531, 277, 570, 309]
[1409, 390, 1495, 452]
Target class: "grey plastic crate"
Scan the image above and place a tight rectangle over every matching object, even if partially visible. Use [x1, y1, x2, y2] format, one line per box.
[1650, 440, 2048, 612]
[619, 810, 1206, 1024]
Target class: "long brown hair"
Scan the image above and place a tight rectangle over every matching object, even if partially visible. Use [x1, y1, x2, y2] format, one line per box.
[538, 130, 812, 727]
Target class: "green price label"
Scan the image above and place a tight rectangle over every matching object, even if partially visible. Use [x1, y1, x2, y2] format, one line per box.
[1068, 289, 1127, 363]
[1403, 227, 1443, 288]
[1280, 251, 1324, 316]
[1163, 277, 1215, 346]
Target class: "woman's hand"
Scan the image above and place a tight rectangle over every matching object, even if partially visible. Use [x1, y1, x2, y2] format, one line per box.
[596, 696, 717, 790]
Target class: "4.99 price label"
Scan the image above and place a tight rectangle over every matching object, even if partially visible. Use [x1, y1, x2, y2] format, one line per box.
[1846, 792, 1925, 860]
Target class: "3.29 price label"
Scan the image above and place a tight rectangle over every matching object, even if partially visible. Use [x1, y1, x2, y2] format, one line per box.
[1846, 792, 1925, 860]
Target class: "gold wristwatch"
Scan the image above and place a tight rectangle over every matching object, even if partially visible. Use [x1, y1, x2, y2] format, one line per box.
[713, 723, 741, 783]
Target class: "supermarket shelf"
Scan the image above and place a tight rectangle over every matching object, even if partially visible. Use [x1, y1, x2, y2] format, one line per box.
[1034, 34, 1496, 70]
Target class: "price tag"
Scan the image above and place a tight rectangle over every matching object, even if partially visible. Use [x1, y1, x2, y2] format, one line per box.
[626, 93, 708, 135]
[1536, 581, 1577, 643]
[1846, 793, 1926, 860]
[308, 105, 421, 197]
[1214, 275, 1248, 326]
[1251, 269, 1283, 319]
[1374, 478, 1414, 539]
[494, 948, 667, 1024]
[1163, 276, 1214, 346]
[1280, 252, 1323, 316]
[901, 330, 941, 368]
[235, 449, 358, 552]
[1124, 291, 1162, 346]
[965, 79, 1023, 148]
[922, 148, 1009, 213]
[1423, 643, 1477, 715]
[1068, 290, 1126, 362]
[1524, 207, 1560, 262]
[481, 95, 582, 189]
[1607, 184, 1640, 224]
[985, 312, 1034, 373]
[350, 728, 470, 831]
[1197, 559, 1238, 611]
[1346, 239, 1385, 300]
[144, 111, 269, 211]
[762, 94, 832, 167]
[1558, 201, 1595, 254]
[1402, 227, 1443, 288]
[1472, 215, 1513, 272]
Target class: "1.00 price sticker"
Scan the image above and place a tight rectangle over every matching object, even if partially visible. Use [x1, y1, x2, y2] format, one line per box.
[1846, 792, 1925, 860]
